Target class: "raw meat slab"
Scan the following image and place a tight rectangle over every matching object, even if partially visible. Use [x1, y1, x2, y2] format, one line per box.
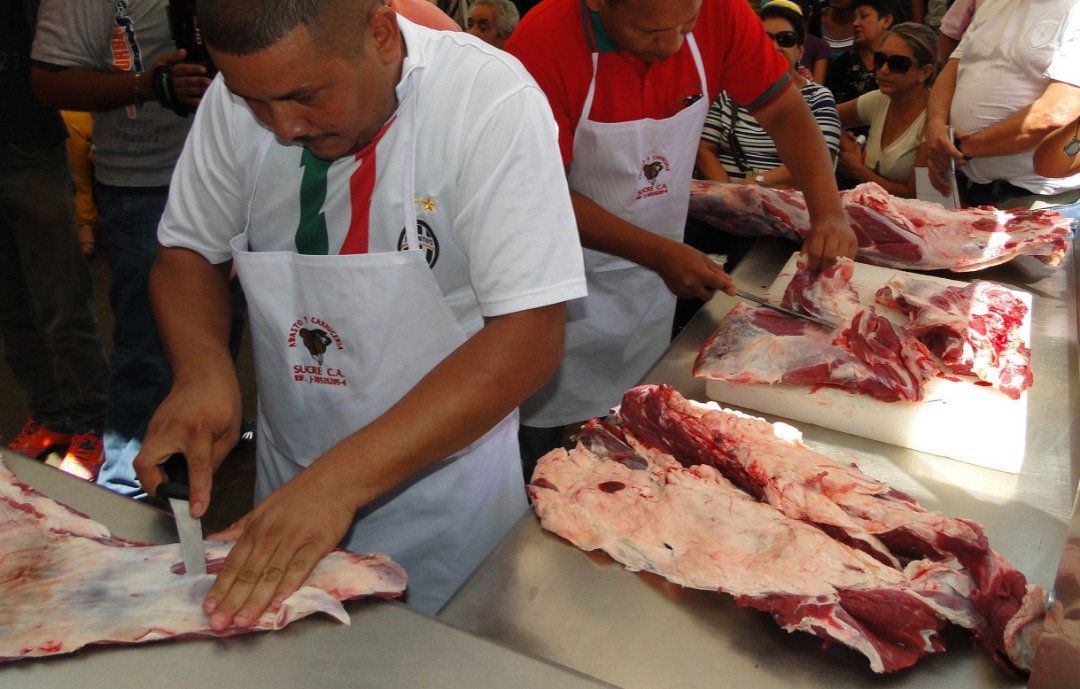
[704, 253, 1032, 473]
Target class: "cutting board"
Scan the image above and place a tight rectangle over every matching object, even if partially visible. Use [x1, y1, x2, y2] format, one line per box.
[704, 253, 1033, 473]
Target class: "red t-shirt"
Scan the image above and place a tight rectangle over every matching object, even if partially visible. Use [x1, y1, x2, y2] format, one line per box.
[506, 0, 791, 166]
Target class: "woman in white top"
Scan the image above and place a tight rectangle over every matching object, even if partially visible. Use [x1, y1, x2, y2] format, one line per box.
[836, 22, 939, 198]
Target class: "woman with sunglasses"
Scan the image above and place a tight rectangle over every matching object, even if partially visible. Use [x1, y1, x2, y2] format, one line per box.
[697, 0, 840, 190]
[835, 22, 939, 198]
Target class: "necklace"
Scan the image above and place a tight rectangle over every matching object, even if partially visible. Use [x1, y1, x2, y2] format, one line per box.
[1065, 119, 1080, 158]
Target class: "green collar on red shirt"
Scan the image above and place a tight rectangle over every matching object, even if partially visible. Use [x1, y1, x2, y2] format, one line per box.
[583, 0, 620, 53]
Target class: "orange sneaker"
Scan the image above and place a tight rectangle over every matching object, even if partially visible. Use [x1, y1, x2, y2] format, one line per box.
[8, 418, 73, 458]
[58, 430, 105, 481]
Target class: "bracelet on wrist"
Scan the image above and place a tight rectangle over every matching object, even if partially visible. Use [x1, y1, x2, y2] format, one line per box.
[132, 71, 143, 107]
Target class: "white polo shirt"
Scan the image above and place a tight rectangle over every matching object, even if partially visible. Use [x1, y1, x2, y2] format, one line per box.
[159, 18, 586, 336]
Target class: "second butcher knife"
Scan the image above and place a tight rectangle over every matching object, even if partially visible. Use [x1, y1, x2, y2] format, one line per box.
[735, 289, 836, 328]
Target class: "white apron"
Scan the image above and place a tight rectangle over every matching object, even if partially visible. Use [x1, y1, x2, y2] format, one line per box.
[230, 80, 526, 615]
[521, 35, 711, 427]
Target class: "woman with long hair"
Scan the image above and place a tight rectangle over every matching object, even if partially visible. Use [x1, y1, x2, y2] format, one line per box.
[835, 22, 939, 197]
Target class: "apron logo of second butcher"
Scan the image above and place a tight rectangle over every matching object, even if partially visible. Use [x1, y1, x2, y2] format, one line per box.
[287, 317, 348, 387]
[637, 156, 671, 200]
[397, 220, 439, 268]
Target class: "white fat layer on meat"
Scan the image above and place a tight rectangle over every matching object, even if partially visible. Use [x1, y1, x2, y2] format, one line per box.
[0, 458, 406, 661]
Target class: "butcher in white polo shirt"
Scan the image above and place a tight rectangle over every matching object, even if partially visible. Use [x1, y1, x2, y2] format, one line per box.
[134, 0, 585, 619]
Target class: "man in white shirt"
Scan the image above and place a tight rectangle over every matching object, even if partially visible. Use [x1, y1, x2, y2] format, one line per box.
[926, 0, 1080, 221]
[134, 0, 585, 618]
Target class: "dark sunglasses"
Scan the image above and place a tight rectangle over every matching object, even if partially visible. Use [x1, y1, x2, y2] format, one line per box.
[873, 51, 914, 73]
[766, 31, 799, 48]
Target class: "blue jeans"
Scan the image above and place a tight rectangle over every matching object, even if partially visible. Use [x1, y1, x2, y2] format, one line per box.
[94, 184, 172, 496]
[93, 184, 248, 495]
[0, 139, 108, 431]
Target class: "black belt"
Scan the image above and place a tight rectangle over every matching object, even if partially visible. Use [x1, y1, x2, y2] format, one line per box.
[957, 172, 1031, 205]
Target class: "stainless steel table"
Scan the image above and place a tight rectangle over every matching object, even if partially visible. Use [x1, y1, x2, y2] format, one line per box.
[441, 238, 1079, 689]
[2, 451, 615, 689]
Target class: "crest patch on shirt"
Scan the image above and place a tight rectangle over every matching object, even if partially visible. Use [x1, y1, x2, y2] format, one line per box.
[397, 220, 440, 268]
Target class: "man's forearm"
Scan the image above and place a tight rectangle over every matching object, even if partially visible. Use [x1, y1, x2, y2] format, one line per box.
[926, 59, 958, 130]
[149, 246, 237, 386]
[760, 88, 844, 223]
[31, 65, 153, 112]
[314, 304, 567, 512]
[570, 189, 677, 272]
[960, 82, 1080, 159]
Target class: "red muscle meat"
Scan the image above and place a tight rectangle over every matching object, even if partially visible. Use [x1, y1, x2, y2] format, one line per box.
[532, 419, 982, 673]
[688, 180, 1070, 272]
[694, 258, 941, 403]
[0, 458, 406, 662]
[875, 275, 1033, 399]
[612, 385, 1045, 675]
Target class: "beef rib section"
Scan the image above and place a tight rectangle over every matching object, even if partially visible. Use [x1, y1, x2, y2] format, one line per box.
[530, 387, 1046, 675]
[687, 180, 1070, 272]
[0, 457, 406, 662]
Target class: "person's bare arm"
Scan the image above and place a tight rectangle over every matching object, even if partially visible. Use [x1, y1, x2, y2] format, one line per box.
[200, 301, 567, 630]
[1033, 117, 1080, 178]
[957, 81, 1080, 159]
[837, 134, 922, 198]
[31, 50, 210, 111]
[134, 247, 241, 517]
[695, 139, 733, 183]
[572, 190, 735, 301]
[836, 98, 864, 130]
[925, 57, 961, 194]
[756, 86, 856, 269]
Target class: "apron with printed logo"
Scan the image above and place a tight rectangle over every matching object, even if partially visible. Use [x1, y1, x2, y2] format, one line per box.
[230, 79, 526, 614]
[521, 34, 710, 427]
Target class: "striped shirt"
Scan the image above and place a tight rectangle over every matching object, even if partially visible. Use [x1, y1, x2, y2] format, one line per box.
[700, 81, 840, 180]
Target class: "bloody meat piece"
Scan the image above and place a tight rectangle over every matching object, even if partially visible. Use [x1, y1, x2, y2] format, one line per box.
[530, 420, 981, 673]
[0, 458, 406, 662]
[614, 384, 1046, 675]
[876, 276, 1033, 399]
[694, 258, 941, 403]
[688, 180, 1070, 272]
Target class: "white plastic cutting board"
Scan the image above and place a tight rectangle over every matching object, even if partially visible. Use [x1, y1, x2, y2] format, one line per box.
[704, 253, 1032, 473]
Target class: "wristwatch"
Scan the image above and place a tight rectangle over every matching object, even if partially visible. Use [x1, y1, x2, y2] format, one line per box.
[754, 174, 767, 187]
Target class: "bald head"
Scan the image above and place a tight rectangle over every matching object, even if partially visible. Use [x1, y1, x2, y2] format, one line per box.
[200, 0, 380, 56]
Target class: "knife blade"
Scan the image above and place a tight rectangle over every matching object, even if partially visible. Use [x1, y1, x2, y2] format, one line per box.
[735, 289, 837, 328]
[158, 455, 207, 576]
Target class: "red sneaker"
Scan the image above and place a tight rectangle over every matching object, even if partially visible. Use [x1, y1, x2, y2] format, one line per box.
[58, 431, 105, 481]
[8, 418, 73, 458]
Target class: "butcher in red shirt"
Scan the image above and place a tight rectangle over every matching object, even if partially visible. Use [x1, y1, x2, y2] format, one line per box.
[508, 0, 856, 467]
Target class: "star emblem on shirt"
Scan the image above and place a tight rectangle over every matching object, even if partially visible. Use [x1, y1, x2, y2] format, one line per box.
[421, 196, 436, 212]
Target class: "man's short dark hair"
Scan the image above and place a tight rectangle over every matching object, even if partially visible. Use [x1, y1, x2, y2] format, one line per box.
[200, 0, 376, 56]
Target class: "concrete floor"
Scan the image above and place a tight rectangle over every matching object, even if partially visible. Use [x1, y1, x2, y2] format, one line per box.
[0, 249, 257, 534]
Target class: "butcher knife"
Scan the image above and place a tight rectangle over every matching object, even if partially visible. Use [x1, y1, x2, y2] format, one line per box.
[157, 455, 207, 576]
[735, 289, 836, 328]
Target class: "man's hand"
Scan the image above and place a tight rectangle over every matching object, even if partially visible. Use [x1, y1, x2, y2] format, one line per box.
[802, 214, 858, 271]
[133, 373, 240, 519]
[202, 461, 356, 631]
[652, 240, 736, 301]
[926, 120, 967, 195]
[150, 49, 213, 114]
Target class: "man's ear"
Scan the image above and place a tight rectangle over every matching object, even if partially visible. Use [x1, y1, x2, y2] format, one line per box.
[883, 14, 894, 29]
[369, 4, 402, 64]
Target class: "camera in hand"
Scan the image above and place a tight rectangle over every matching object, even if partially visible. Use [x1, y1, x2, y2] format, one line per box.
[168, 0, 217, 78]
